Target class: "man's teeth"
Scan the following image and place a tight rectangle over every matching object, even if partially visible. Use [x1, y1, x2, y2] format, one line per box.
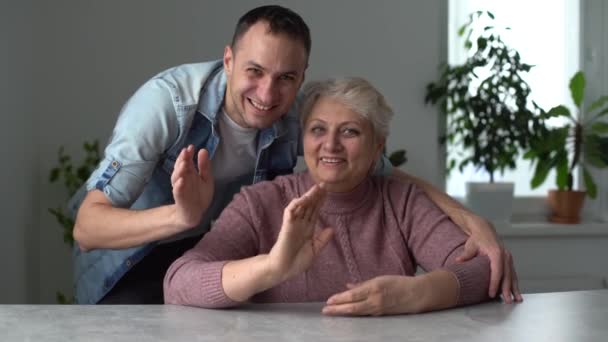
[250, 99, 271, 111]
[321, 157, 342, 163]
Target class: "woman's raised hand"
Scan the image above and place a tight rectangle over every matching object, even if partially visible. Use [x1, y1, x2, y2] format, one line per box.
[267, 184, 334, 283]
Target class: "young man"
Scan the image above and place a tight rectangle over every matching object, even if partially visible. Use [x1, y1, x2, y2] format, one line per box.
[70, 5, 522, 304]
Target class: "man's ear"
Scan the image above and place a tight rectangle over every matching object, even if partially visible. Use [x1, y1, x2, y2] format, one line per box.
[223, 45, 234, 75]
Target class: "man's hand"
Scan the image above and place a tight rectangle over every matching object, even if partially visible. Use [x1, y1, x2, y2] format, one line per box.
[456, 214, 523, 303]
[322, 276, 425, 316]
[267, 184, 333, 283]
[171, 145, 214, 232]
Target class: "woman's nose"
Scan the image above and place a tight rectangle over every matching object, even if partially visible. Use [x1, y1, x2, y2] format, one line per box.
[322, 132, 342, 151]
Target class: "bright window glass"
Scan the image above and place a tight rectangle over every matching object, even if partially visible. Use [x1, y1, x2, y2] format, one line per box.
[447, 0, 580, 196]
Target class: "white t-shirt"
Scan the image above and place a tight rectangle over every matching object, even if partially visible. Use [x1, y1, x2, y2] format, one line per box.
[211, 109, 259, 183]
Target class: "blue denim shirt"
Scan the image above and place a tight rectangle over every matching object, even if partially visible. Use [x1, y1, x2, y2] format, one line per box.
[68, 60, 393, 304]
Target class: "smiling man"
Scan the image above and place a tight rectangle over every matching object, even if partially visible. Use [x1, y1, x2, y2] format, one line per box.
[69, 5, 521, 305]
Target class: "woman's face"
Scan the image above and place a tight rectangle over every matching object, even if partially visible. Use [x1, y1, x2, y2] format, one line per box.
[303, 96, 384, 192]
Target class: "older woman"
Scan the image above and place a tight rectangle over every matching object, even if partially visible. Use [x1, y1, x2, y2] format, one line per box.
[164, 78, 490, 315]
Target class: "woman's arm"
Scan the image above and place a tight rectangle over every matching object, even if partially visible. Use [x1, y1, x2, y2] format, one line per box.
[163, 184, 333, 308]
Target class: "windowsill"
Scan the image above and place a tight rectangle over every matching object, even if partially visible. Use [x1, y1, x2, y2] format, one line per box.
[496, 221, 608, 237]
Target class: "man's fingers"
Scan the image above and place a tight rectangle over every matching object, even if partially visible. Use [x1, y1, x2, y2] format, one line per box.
[455, 241, 478, 263]
[197, 148, 212, 180]
[501, 251, 514, 304]
[511, 261, 524, 302]
[487, 248, 504, 298]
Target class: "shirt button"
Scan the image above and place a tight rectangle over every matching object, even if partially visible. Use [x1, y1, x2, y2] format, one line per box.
[125, 259, 133, 267]
[111, 160, 119, 169]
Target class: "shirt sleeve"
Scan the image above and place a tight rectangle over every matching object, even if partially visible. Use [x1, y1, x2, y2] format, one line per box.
[163, 190, 261, 308]
[393, 181, 490, 306]
[85, 78, 179, 208]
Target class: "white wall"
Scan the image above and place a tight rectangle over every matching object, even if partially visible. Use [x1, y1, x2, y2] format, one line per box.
[9, 1, 447, 303]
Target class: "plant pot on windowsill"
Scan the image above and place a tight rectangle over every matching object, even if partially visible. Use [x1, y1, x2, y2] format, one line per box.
[465, 182, 515, 225]
[547, 190, 586, 224]
[525, 71, 608, 225]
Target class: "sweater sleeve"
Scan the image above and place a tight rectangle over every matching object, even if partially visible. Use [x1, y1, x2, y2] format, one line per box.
[390, 179, 491, 306]
[163, 190, 262, 308]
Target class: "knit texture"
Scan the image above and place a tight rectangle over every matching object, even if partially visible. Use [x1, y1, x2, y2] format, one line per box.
[164, 172, 490, 307]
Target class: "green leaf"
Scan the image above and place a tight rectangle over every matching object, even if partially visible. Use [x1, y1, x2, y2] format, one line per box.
[547, 105, 571, 118]
[522, 150, 535, 159]
[458, 24, 467, 37]
[569, 71, 585, 108]
[530, 159, 551, 189]
[591, 122, 608, 134]
[556, 156, 569, 189]
[583, 167, 597, 199]
[49, 168, 60, 182]
[487, 11, 495, 19]
[388, 150, 407, 167]
[586, 95, 608, 114]
[589, 108, 608, 121]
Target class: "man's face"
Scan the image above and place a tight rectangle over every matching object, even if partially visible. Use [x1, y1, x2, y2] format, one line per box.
[223, 21, 307, 129]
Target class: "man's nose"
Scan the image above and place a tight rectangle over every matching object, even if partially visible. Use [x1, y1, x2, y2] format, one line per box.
[257, 77, 278, 104]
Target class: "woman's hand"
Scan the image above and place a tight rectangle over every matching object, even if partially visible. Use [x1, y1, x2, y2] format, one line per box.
[456, 214, 523, 303]
[266, 184, 334, 283]
[322, 271, 461, 316]
[322, 275, 426, 316]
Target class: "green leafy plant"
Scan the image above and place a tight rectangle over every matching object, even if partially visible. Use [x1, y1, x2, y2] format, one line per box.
[48, 140, 101, 245]
[525, 71, 608, 198]
[388, 149, 407, 167]
[425, 11, 543, 182]
[48, 140, 100, 304]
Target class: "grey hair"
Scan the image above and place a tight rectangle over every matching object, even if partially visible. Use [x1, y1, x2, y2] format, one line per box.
[300, 77, 394, 141]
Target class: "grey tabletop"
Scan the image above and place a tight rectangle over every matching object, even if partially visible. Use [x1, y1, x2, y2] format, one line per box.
[1, 290, 607, 342]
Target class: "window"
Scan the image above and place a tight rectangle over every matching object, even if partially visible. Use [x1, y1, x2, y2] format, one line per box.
[446, 0, 580, 197]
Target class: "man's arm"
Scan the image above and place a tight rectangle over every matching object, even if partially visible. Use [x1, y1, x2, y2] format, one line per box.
[74, 146, 213, 251]
[391, 168, 523, 303]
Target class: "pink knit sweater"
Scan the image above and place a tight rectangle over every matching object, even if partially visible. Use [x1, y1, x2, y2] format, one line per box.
[164, 172, 490, 308]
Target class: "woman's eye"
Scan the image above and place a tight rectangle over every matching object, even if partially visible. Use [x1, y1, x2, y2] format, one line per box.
[310, 126, 325, 135]
[342, 128, 360, 137]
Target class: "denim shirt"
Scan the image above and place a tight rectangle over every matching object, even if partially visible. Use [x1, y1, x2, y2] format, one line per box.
[68, 60, 302, 304]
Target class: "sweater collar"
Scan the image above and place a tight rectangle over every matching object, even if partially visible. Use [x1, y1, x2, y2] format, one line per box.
[301, 172, 374, 214]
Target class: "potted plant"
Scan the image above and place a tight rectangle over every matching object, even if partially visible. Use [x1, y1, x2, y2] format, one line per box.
[525, 71, 608, 223]
[425, 11, 543, 224]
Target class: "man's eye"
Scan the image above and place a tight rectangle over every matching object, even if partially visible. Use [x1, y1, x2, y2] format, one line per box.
[247, 68, 262, 76]
[279, 74, 295, 81]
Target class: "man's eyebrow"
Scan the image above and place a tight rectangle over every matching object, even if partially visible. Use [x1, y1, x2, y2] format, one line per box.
[245, 60, 299, 75]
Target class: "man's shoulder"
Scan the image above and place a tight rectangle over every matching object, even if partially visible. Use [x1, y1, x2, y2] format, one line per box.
[240, 173, 303, 203]
[152, 60, 223, 82]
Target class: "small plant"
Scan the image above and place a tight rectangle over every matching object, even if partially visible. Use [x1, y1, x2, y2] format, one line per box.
[388, 149, 407, 167]
[525, 71, 608, 198]
[48, 141, 101, 246]
[48, 140, 100, 304]
[425, 11, 543, 182]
